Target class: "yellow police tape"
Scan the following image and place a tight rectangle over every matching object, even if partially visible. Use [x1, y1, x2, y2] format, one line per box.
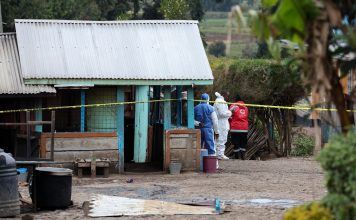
[0, 99, 351, 114]
[0, 99, 178, 114]
[195, 99, 345, 112]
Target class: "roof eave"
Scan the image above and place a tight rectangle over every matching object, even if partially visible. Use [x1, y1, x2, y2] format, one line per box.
[24, 79, 214, 86]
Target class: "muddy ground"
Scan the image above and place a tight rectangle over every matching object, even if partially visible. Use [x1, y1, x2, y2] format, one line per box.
[17, 157, 326, 220]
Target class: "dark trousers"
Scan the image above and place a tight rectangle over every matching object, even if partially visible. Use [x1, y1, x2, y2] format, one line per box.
[231, 132, 247, 159]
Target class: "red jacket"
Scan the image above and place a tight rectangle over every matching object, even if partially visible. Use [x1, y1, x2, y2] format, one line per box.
[229, 101, 248, 131]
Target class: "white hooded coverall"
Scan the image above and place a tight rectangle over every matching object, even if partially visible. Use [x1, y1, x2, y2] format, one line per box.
[213, 92, 232, 158]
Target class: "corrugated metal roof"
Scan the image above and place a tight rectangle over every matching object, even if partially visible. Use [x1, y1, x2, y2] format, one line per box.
[0, 33, 56, 94]
[15, 19, 213, 81]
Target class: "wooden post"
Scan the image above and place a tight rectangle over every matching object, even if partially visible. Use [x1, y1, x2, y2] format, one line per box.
[80, 89, 86, 132]
[153, 86, 161, 123]
[187, 87, 195, 129]
[176, 86, 182, 127]
[50, 111, 55, 161]
[311, 92, 322, 155]
[163, 86, 171, 172]
[91, 156, 96, 178]
[77, 167, 83, 178]
[134, 85, 149, 163]
[116, 87, 125, 173]
[163, 86, 171, 130]
[152, 86, 161, 164]
[26, 111, 31, 159]
[35, 99, 43, 132]
[268, 120, 274, 141]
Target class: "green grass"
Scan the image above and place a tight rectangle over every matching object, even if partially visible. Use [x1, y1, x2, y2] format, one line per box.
[228, 42, 258, 58]
[204, 11, 229, 19]
[200, 11, 231, 35]
[200, 18, 228, 35]
[199, 15, 250, 36]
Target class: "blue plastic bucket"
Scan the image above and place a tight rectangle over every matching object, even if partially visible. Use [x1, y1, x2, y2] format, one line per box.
[17, 168, 28, 182]
[17, 168, 28, 174]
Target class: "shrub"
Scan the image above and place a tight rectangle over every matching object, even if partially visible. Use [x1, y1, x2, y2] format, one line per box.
[208, 41, 226, 57]
[318, 132, 356, 220]
[290, 134, 315, 156]
[322, 194, 356, 220]
[200, 57, 306, 157]
[283, 202, 333, 220]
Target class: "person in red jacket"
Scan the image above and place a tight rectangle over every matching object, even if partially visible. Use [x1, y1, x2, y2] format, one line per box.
[229, 95, 249, 160]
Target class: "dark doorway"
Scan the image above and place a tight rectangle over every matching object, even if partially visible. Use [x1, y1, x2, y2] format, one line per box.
[124, 86, 164, 172]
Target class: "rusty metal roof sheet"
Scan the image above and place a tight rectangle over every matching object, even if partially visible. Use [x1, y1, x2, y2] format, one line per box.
[0, 33, 56, 94]
[15, 19, 213, 81]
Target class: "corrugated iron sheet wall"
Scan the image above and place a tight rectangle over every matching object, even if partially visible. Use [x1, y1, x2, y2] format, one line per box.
[15, 20, 213, 81]
[0, 33, 56, 94]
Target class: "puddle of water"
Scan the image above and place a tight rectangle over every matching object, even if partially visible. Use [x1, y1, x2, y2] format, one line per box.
[227, 198, 301, 208]
[167, 197, 301, 209]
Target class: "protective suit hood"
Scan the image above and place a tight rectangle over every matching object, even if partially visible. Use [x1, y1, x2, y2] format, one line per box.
[215, 92, 225, 102]
[201, 93, 210, 102]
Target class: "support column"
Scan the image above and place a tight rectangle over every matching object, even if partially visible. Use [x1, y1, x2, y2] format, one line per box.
[153, 86, 161, 123]
[163, 86, 171, 130]
[80, 89, 85, 132]
[35, 99, 42, 132]
[117, 87, 125, 173]
[134, 85, 149, 163]
[163, 86, 171, 171]
[187, 87, 195, 128]
[312, 92, 321, 155]
[176, 86, 182, 127]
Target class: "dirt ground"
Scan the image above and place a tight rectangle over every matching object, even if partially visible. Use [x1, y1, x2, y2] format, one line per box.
[16, 157, 326, 220]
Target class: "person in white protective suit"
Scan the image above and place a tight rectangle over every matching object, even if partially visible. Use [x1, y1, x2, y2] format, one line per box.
[214, 91, 232, 160]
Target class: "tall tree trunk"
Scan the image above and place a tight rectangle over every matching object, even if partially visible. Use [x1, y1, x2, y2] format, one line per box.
[285, 110, 292, 156]
[306, 0, 351, 135]
[330, 68, 351, 134]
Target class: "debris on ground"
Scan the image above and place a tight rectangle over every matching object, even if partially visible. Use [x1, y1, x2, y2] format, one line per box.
[87, 194, 221, 217]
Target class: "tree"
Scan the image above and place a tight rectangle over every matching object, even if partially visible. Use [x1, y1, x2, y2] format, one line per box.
[96, 0, 131, 20]
[132, 0, 141, 19]
[248, 0, 356, 134]
[1, 0, 132, 31]
[143, 0, 205, 21]
[255, 42, 272, 58]
[188, 0, 205, 21]
[208, 41, 226, 57]
[160, 0, 190, 20]
[142, 0, 164, 19]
